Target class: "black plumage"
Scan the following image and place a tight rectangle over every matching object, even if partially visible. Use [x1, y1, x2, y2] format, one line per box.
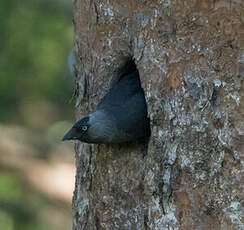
[62, 59, 150, 144]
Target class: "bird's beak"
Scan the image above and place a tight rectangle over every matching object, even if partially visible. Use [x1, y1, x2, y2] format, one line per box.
[62, 128, 76, 141]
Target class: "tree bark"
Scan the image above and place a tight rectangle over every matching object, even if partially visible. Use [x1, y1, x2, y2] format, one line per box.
[72, 0, 243, 229]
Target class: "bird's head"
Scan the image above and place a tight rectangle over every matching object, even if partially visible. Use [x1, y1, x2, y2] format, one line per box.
[62, 111, 116, 144]
[62, 117, 90, 142]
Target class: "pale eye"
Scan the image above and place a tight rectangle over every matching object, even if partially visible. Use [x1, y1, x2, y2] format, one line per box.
[82, 126, 87, 131]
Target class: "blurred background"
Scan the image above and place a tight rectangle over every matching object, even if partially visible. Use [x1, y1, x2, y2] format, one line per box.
[0, 0, 76, 229]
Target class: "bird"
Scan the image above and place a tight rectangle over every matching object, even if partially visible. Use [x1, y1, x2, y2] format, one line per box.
[62, 59, 150, 144]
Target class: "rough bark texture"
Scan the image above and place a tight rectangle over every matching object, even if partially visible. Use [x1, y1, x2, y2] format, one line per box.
[72, 0, 243, 229]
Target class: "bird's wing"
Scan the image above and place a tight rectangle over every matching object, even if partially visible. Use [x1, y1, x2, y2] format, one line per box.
[96, 69, 150, 142]
[103, 89, 150, 141]
[97, 71, 141, 110]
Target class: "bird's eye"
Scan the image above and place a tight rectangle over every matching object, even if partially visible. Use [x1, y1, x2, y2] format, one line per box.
[82, 126, 88, 131]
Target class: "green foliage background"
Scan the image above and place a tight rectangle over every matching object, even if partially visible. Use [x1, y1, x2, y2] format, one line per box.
[0, 0, 73, 124]
[0, 1, 74, 229]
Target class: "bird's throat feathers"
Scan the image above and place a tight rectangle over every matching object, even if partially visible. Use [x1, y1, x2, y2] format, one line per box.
[87, 111, 117, 143]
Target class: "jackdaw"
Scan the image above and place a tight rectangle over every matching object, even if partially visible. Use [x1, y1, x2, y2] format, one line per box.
[62, 59, 150, 144]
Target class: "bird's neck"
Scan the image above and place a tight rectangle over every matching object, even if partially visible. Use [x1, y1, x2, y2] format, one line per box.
[88, 111, 117, 143]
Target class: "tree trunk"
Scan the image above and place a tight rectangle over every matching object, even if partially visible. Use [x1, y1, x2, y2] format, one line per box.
[72, 0, 243, 229]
